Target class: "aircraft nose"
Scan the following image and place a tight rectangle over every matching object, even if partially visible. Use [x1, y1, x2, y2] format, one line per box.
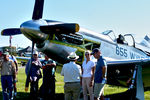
[20, 20, 48, 43]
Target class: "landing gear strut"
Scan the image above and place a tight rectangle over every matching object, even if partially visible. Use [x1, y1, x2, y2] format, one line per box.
[128, 65, 144, 100]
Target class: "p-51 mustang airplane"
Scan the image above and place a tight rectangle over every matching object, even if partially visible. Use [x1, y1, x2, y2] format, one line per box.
[1, 0, 150, 99]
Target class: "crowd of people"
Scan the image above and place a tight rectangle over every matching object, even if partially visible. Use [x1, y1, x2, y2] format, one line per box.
[0, 48, 107, 100]
[0, 50, 56, 100]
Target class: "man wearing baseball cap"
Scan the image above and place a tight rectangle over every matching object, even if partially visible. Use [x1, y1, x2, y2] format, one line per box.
[91, 48, 107, 100]
[25, 51, 42, 99]
[0, 52, 16, 100]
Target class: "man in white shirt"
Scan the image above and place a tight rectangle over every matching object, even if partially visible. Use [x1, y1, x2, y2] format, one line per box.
[61, 52, 82, 100]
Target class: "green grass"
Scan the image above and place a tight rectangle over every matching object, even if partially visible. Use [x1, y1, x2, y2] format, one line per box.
[0, 66, 149, 100]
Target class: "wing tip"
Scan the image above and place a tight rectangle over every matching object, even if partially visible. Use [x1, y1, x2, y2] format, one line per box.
[1, 30, 5, 35]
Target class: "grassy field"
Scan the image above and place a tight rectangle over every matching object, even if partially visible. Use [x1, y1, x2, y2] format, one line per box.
[0, 66, 149, 100]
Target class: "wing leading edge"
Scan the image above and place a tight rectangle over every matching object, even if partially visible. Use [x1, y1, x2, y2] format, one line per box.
[106, 58, 150, 88]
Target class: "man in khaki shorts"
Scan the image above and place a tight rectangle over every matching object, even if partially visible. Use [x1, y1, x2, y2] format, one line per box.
[91, 48, 107, 100]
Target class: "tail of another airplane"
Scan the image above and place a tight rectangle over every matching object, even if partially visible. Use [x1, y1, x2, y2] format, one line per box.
[144, 35, 150, 43]
[139, 35, 150, 48]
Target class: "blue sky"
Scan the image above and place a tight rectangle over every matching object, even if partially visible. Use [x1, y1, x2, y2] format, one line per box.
[0, 0, 150, 48]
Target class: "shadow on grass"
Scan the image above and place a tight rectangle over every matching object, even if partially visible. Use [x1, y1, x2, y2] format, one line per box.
[105, 89, 137, 100]
[0, 92, 30, 100]
[0, 87, 150, 100]
[105, 87, 150, 100]
[0, 92, 64, 100]
[144, 87, 150, 91]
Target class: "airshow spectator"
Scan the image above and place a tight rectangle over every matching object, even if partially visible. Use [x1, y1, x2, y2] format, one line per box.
[39, 55, 56, 100]
[0, 52, 16, 100]
[4, 48, 18, 97]
[82, 50, 95, 100]
[9, 54, 18, 98]
[61, 52, 82, 100]
[91, 48, 107, 100]
[25, 51, 42, 100]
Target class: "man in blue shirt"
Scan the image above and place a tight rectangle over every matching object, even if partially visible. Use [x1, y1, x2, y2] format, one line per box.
[91, 48, 107, 100]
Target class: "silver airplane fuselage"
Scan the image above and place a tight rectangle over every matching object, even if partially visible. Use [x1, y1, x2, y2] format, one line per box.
[20, 19, 150, 61]
[20, 19, 150, 87]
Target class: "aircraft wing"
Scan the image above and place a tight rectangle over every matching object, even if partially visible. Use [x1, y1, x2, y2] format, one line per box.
[16, 56, 44, 66]
[106, 58, 150, 87]
[107, 58, 150, 66]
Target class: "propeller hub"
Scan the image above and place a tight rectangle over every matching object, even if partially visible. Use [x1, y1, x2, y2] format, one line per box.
[20, 20, 48, 43]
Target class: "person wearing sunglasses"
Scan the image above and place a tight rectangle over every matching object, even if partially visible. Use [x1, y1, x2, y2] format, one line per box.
[82, 50, 95, 100]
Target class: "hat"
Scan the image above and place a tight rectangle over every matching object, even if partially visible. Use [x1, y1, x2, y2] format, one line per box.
[85, 50, 91, 54]
[3, 52, 9, 55]
[33, 51, 38, 55]
[5, 49, 9, 52]
[67, 52, 79, 60]
[91, 48, 100, 55]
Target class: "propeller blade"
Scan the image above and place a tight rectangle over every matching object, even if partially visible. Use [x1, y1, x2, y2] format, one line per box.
[32, 0, 44, 20]
[40, 23, 80, 34]
[1, 28, 22, 36]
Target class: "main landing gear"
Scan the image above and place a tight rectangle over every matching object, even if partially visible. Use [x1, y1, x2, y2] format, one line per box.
[128, 65, 144, 100]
